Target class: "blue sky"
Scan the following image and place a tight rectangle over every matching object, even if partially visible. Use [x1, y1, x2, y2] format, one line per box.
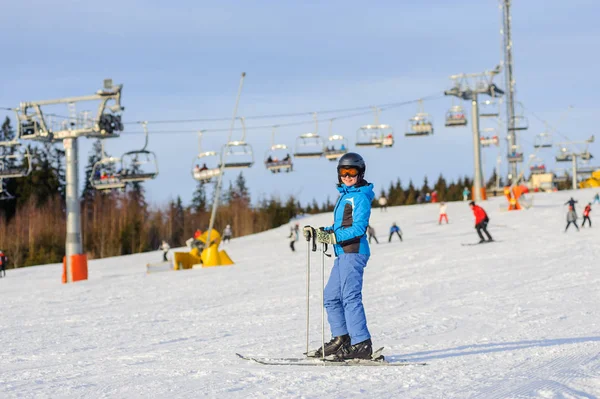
[1, 0, 599, 207]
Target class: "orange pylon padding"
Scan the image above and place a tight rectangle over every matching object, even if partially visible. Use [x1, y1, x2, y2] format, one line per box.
[62, 254, 88, 283]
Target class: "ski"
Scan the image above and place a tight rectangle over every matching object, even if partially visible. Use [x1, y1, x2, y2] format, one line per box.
[461, 240, 499, 246]
[235, 351, 427, 367]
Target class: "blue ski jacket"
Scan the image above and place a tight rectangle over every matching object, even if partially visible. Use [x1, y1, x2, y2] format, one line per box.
[326, 182, 374, 256]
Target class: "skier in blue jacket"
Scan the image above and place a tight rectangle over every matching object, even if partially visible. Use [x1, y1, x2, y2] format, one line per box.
[304, 152, 375, 360]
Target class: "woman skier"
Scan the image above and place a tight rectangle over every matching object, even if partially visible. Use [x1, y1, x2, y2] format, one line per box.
[304, 152, 375, 360]
[565, 205, 579, 232]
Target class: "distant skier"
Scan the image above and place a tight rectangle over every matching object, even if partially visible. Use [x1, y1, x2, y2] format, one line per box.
[565, 197, 578, 212]
[222, 224, 233, 243]
[565, 206, 579, 232]
[582, 203, 592, 228]
[593, 193, 600, 204]
[388, 222, 402, 242]
[469, 201, 493, 243]
[303, 152, 375, 360]
[378, 196, 388, 212]
[438, 202, 449, 224]
[463, 187, 471, 201]
[288, 223, 300, 251]
[0, 250, 6, 277]
[367, 225, 379, 244]
[159, 240, 170, 262]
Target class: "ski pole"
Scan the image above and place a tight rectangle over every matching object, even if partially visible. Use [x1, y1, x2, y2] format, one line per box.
[306, 231, 311, 355]
[304, 226, 314, 355]
[321, 242, 326, 360]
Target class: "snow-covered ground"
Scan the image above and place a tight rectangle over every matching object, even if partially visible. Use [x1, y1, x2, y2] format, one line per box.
[1, 190, 599, 398]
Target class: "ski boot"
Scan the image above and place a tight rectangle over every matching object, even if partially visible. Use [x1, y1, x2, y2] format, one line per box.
[308, 334, 350, 358]
[334, 338, 373, 360]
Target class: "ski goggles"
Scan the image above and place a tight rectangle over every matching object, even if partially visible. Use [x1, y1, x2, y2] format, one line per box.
[338, 167, 360, 178]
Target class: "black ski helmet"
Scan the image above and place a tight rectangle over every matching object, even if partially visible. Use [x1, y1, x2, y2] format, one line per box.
[337, 152, 366, 181]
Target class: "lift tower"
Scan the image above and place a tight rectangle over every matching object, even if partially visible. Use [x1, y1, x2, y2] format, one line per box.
[502, 0, 518, 180]
[16, 79, 124, 282]
[445, 66, 504, 202]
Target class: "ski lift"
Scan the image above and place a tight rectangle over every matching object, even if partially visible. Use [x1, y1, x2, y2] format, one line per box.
[220, 117, 254, 169]
[444, 105, 467, 127]
[120, 121, 159, 183]
[533, 132, 552, 149]
[90, 140, 125, 190]
[555, 147, 572, 162]
[294, 113, 325, 158]
[480, 128, 499, 147]
[192, 131, 221, 181]
[294, 133, 325, 158]
[508, 103, 528, 131]
[0, 140, 32, 178]
[529, 156, 547, 175]
[480, 136, 500, 148]
[323, 120, 349, 161]
[15, 107, 52, 141]
[479, 99, 499, 118]
[356, 107, 394, 147]
[507, 145, 524, 163]
[324, 135, 349, 161]
[508, 115, 529, 131]
[193, 152, 221, 181]
[405, 100, 433, 137]
[265, 126, 293, 173]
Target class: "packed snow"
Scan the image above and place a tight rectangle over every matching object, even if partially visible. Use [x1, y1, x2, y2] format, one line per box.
[1, 190, 599, 398]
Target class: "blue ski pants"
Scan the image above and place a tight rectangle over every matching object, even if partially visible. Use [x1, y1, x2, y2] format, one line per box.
[324, 253, 370, 344]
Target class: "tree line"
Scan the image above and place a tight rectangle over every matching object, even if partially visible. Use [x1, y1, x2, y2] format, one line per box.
[0, 116, 570, 268]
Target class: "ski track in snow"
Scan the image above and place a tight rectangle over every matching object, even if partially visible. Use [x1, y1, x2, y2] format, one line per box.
[1, 190, 600, 398]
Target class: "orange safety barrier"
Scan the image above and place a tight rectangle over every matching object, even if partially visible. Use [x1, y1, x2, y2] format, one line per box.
[471, 186, 487, 201]
[62, 254, 88, 283]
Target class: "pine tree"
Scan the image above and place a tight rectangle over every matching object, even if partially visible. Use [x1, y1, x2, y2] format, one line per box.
[191, 180, 208, 213]
[405, 180, 417, 205]
[82, 140, 103, 200]
[434, 174, 448, 201]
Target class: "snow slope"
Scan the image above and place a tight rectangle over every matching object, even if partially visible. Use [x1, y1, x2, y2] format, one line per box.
[1, 190, 599, 399]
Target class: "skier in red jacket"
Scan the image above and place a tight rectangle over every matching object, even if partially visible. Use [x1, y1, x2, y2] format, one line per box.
[469, 201, 493, 243]
[582, 203, 592, 227]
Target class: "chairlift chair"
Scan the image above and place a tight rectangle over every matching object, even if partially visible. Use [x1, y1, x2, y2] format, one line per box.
[555, 147, 572, 162]
[220, 117, 254, 168]
[444, 105, 467, 127]
[90, 156, 126, 190]
[356, 108, 394, 147]
[406, 114, 434, 137]
[480, 128, 499, 147]
[507, 145, 524, 163]
[529, 156, 547, 174]
[405, 101, 434, 137]
[324, 135, 349, 161]
[221, 140, 254, 168]
[264, 126, 293, 173]
[479, 99, 500, 118]
[90, 141, 125, 190]
[294, 133, 324, 158]
[508, 115, 529, 131]
[120, 122, 159, 183]
[265, 144, 293, 173]
[15, 108, 53, 141]
[0, 141, 32, 178]
[192, 151, 221, 181]
[533, 132, 553, 149]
